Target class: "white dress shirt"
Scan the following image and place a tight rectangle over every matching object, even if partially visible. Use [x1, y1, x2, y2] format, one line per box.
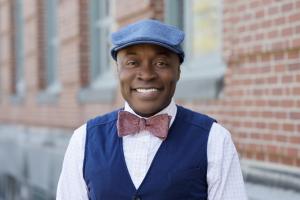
[56, 100, 248, 200]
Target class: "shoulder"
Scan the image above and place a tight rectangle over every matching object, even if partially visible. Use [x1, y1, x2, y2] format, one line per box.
[176, 105, 217, 131]
[210, 122, 232, 143]
[208, 122, 237, 158]
[86, 109, 121, 130]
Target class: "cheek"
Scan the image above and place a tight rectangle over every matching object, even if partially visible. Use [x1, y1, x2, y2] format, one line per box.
[118, 71, 133, 92]
[166, 72, 179, 86]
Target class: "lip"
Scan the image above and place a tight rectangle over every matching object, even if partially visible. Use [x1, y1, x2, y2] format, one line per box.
[132, 87, 162, 99]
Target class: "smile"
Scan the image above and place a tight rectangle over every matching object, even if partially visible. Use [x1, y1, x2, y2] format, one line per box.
[136, 88, 159, 93]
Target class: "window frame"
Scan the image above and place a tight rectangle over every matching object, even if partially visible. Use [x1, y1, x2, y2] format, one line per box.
[165, 0, 225, 100]
[78, 0, 117, 103]
[37, 0, 61, 104]
[11, 0, 25, 103]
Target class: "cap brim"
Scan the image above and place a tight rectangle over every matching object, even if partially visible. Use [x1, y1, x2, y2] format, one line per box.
[111, 40, 184, 63]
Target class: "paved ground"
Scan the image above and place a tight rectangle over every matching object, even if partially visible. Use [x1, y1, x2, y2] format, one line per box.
[246, 182, 300, 200]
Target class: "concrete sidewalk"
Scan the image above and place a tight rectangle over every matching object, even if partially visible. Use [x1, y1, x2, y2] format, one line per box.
[246, 182, 300, 200]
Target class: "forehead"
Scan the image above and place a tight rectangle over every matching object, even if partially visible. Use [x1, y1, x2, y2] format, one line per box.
[117, 44, 175, 57]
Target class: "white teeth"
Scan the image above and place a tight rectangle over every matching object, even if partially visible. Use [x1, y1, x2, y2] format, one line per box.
[136, 88, 158, 93]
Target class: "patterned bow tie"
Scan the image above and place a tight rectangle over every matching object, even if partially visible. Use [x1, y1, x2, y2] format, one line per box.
[117, 111, 171, 140]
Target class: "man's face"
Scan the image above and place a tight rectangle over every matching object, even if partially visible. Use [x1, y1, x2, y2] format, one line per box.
[116, 44, 181, 117]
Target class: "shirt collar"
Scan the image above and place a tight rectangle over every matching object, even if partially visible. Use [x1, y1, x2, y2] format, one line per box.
[124, 99, 177, 127]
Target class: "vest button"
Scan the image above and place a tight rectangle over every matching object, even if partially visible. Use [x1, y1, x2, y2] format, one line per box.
[133, 195, 141, 200]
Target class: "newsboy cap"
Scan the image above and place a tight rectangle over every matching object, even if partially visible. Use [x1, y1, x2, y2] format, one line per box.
[111, 19, 185, 63]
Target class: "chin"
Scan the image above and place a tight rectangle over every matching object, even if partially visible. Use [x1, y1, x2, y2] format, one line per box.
[133, 103, 168, 117]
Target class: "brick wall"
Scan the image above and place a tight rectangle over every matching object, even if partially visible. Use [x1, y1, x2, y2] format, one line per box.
[0, 0, 299, 168]
[186, 0, 300, 167]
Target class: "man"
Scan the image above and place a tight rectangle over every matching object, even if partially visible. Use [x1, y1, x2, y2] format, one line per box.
[56, 19, 247, 200]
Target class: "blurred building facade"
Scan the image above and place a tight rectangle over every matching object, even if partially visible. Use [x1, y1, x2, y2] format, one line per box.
[0, 0, 299, 199]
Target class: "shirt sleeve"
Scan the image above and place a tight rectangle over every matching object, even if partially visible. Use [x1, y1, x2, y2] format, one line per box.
[207, 122, 248, 200]
[56, 124, 89, 200]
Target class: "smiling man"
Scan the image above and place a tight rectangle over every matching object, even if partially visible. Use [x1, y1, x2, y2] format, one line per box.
[56, 19, 248, 200]
[117, 44, 180, 117]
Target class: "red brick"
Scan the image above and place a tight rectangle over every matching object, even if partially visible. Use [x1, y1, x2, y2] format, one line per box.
[268, 100, 279, 107]
[266, 144, 277, 152]
[268, 6, 279, 15]
[291, 38, 300, 48]
[297, 74, 300, 82]
[281, 2, 294, 12]
[268, 30, 278, 38]
[272, 88, 283, 95]
[288, 63, 300, 71]
[290, 136, 300, 144]
[250, 0, 260, 9]
[274, 64, 285, 72]
[274, 16, 286, 25]
[272, 41, 288, 51]
[290, 112, 300, 119]
[274, 52, 285, 60]
[267, 76, 278, 84]
[280, 100, 295, 107]
[296, 159, 300, 167]
[281, 156, 295, 165]
[255, 9, 265, 18]
[275, 112, 287, 119]
[256, 122, 266, 129]
[244, 121, 255, 128]
[289, 13, 300, 22]
[283, 123, 295, 132]
[292, 87, 300, 95]
[251, 133, 261, 139]
[281, 75, 293, 83]
[256, 153, 266, 161]
[296, 25, 300, 34]
[260, 20, 272, 28]
[262, 111, 273, 118]
[275, 135, 287, 142]
[281, 27, 293, 37]
[288, 51, 299, 59]
[286, 148, 299, 159]
[269, 154, 280, 163]
[268, 123, 279, 130]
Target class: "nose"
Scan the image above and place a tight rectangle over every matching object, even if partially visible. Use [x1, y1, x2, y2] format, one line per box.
[137, 61, 157, 81]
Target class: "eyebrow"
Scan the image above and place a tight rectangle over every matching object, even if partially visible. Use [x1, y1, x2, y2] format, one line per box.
[121, 51, 136, 56]
[122, 50, 172, 57]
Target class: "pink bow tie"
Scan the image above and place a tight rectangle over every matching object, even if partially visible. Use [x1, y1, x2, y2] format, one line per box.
[117, 111, 171, 140]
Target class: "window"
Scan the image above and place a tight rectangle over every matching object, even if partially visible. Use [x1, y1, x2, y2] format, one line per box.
[78, 0, 116, 103]
[37, 0, 60, 103]
[11, 0, 25, 100]
[37, 0, 61, 103]
[44, 0, 60, 92]
[89, 0, 111, 82]
[165, 0, 225, 100]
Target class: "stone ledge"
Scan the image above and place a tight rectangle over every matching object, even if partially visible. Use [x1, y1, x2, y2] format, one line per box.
[0, 124, 72, 196]
[242, 159, 300, 192]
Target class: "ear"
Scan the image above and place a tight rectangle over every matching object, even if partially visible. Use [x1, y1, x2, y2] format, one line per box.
[116, 61, 121, 73]
[176, 65, 181, 81]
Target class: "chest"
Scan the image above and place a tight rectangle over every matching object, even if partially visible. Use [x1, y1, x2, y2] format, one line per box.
[84, 116, 210, 200]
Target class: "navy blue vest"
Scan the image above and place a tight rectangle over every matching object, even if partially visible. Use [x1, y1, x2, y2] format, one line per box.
[84, 106, 216, 200]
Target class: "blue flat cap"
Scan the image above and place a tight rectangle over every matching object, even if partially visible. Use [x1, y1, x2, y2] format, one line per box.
[111, 19, 185, 63]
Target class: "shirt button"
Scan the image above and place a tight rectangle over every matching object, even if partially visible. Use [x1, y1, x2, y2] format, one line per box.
[133, 195, 141, 200]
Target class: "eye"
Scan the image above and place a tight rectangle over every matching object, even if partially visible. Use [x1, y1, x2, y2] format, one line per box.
[154, 60, 169, 68]
[125, 60, 138, 68]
